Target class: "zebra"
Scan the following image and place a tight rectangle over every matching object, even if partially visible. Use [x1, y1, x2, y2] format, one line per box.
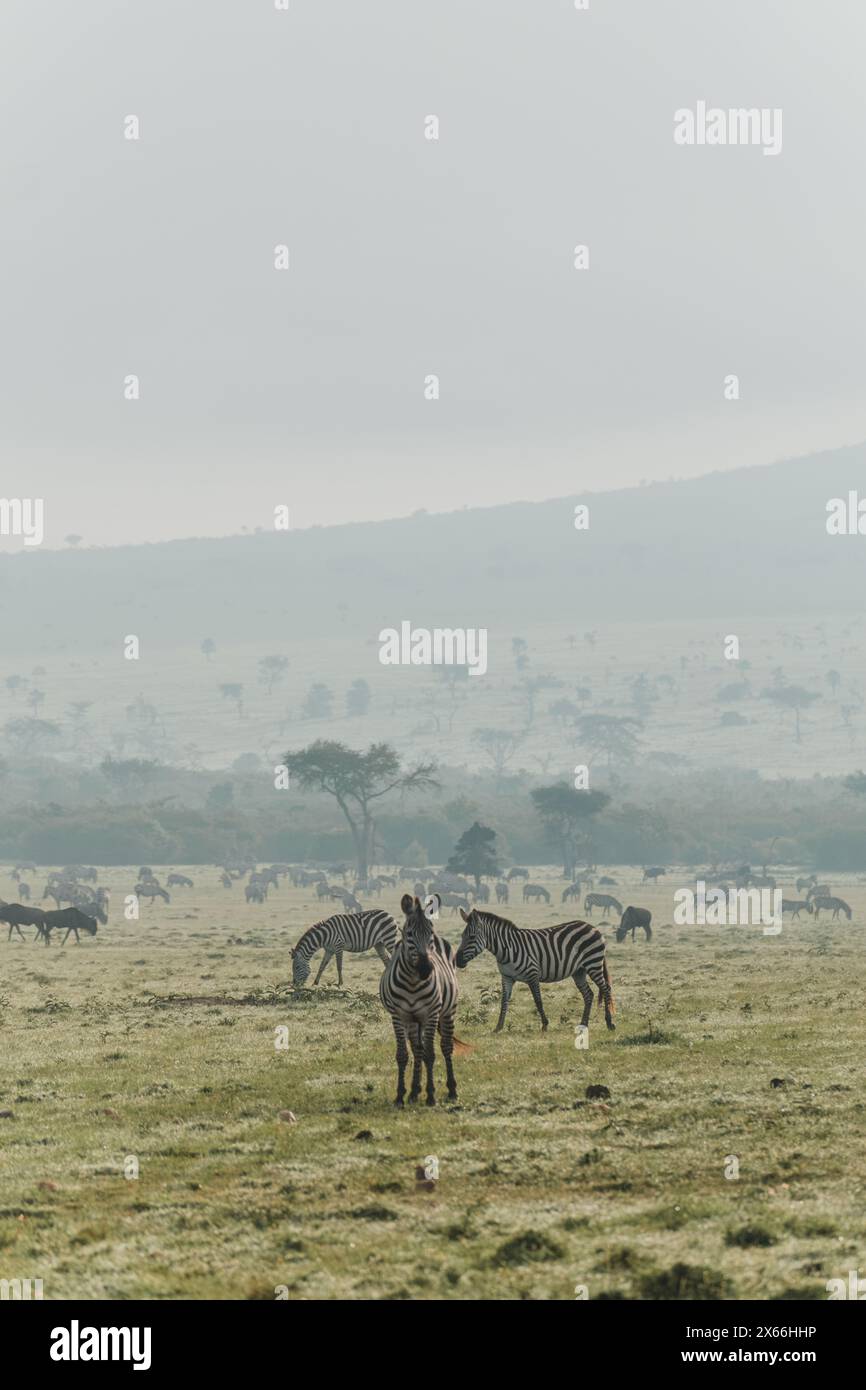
[495, 881, 509, 904]
[291, 908, 397, 987]
[379, 895, 459, 1107]
[616, 906, 652, 942]
[523, 883, 551, 903]
[811, 895, 852, 921]
[583, 892, 623, 918]
[562, 882, 581, 904]
[455, 908, 614, 1033]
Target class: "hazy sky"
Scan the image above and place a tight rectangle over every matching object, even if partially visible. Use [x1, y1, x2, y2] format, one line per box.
[3, 0, 866, 547]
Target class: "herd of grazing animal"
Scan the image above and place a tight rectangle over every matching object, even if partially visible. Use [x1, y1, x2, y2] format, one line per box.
[1, 859, 860, 1107]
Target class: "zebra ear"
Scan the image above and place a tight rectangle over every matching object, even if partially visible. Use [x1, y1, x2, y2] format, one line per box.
[459, 908, 469, 922]
[400, 893, 413, 915]
[290, 947, 295, 957]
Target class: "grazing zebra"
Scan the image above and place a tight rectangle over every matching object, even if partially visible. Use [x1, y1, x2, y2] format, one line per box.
[583, 892, 623, 918]
[135, 882, 170, 904]
[616, 906, 652, 942]
[781, 898, 813, 919]
[523, 883, 551, 903]
[562, 882, 581, 904]
[811, 895, 852, 921]
[495, 881, 509, 904]
[379, 895, 459, 1107]
[455, 908, 614, 1033]
[291, 908, 398, 987]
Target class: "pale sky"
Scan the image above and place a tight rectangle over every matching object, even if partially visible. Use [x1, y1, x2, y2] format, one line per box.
[2, 0, 866, 547]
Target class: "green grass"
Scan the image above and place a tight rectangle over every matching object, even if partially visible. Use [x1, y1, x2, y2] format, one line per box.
[0, 866, 864, 1300]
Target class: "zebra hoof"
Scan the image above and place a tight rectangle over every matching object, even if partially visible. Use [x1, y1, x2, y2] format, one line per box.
[426, 1099, 436, 1108]
[394, 1098, 404, 1108]
[606, 1021, 616, 1031]
[408, 1093, 419, 1104]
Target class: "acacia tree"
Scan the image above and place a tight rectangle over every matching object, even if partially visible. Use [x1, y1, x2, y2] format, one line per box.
[447, 821, 501, 892]
[762, 685, 820, 744]
[283, 740, 438, 879]
[531, 783, 610, 878]
[576, 714, 641, 769]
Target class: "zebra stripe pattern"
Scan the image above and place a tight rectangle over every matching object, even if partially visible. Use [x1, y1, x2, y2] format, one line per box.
[454, 908, 615, 1032]
[379, 894, 459, 1107]
[292, 909, 397, 986]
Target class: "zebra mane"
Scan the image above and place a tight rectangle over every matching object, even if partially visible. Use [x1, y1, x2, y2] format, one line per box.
[471, 908, 517, 931]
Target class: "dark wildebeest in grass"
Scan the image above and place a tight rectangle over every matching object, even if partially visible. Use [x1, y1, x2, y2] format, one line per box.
[523, 883, 551, 904]
[642, 867, 666, 883]
[584, 893, 623, 918]
[495, 881, 509, 904]
[782, 898, 813, 920]
[167, 874, 194, 889]
[507, 867, 529, 881]
[562, 882, 581, 904]
[616, 906, 652, 942]
[810, 895, 852, 921]
[41, 905, 104, 944]
[1, 901, 47, 942]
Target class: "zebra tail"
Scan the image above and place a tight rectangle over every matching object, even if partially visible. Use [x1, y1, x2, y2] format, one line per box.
[602, 957, 615, 1016]
[438, 1020, 473, 1054]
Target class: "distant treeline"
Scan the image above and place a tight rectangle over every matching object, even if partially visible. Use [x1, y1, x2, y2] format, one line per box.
[1, 756, 865, 870]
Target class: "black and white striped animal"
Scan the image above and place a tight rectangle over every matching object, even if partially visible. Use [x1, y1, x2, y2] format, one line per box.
[523, 883, 551, 903]
[379, 894, 460, 1107]
[454, 908, 615, 1033]
[561, 882, 581, 904]
[616, 906, 652, 942]
[291, 909, 397, 987]
[583, 892, 623, 918]
[810, 895, 852, 921]
[495, 881, 509, 904]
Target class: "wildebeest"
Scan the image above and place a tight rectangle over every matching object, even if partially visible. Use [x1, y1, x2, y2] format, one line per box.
[523, 884, 551, 903]
[507, 867, 529, 881]
[495, 881, 509, 904]
[439, 892, 471, 915]
[796, 876, 817, 894]
[245, 882, 267, 903]
[167, 874, 194, 889]
[42, 906, 102, 944]
[1, 901, 47, 942]
[584, 892, 623, 918]
[616, 906, 652, 942]
[810, 895, 852, 921]
[561, 882, 581, 904]
[781, 898, 813, 919]
[642, 867, 666, 883]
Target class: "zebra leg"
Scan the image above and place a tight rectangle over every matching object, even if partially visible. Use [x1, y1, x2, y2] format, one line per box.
[422, 1021, 438, 1106]
[527, 978, 549, 1031]
[335, 950, 344, 986]
[589, 967, 615, 1031]
[439, 1014, 458, 1100]
[392, 1021, 409, 1107]
[407, 1026, 424, 1103]
[494, 974, 515, 1031]
[313, 949, 335, 985]
[574, 969, 594, 1026]
[375, 943, 391, 966]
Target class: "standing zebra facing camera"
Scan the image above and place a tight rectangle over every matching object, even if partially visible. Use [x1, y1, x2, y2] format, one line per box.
[454, 908, 615, 1033]
[379, 894, 460, 1107]
[291, 908, 398, 986]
